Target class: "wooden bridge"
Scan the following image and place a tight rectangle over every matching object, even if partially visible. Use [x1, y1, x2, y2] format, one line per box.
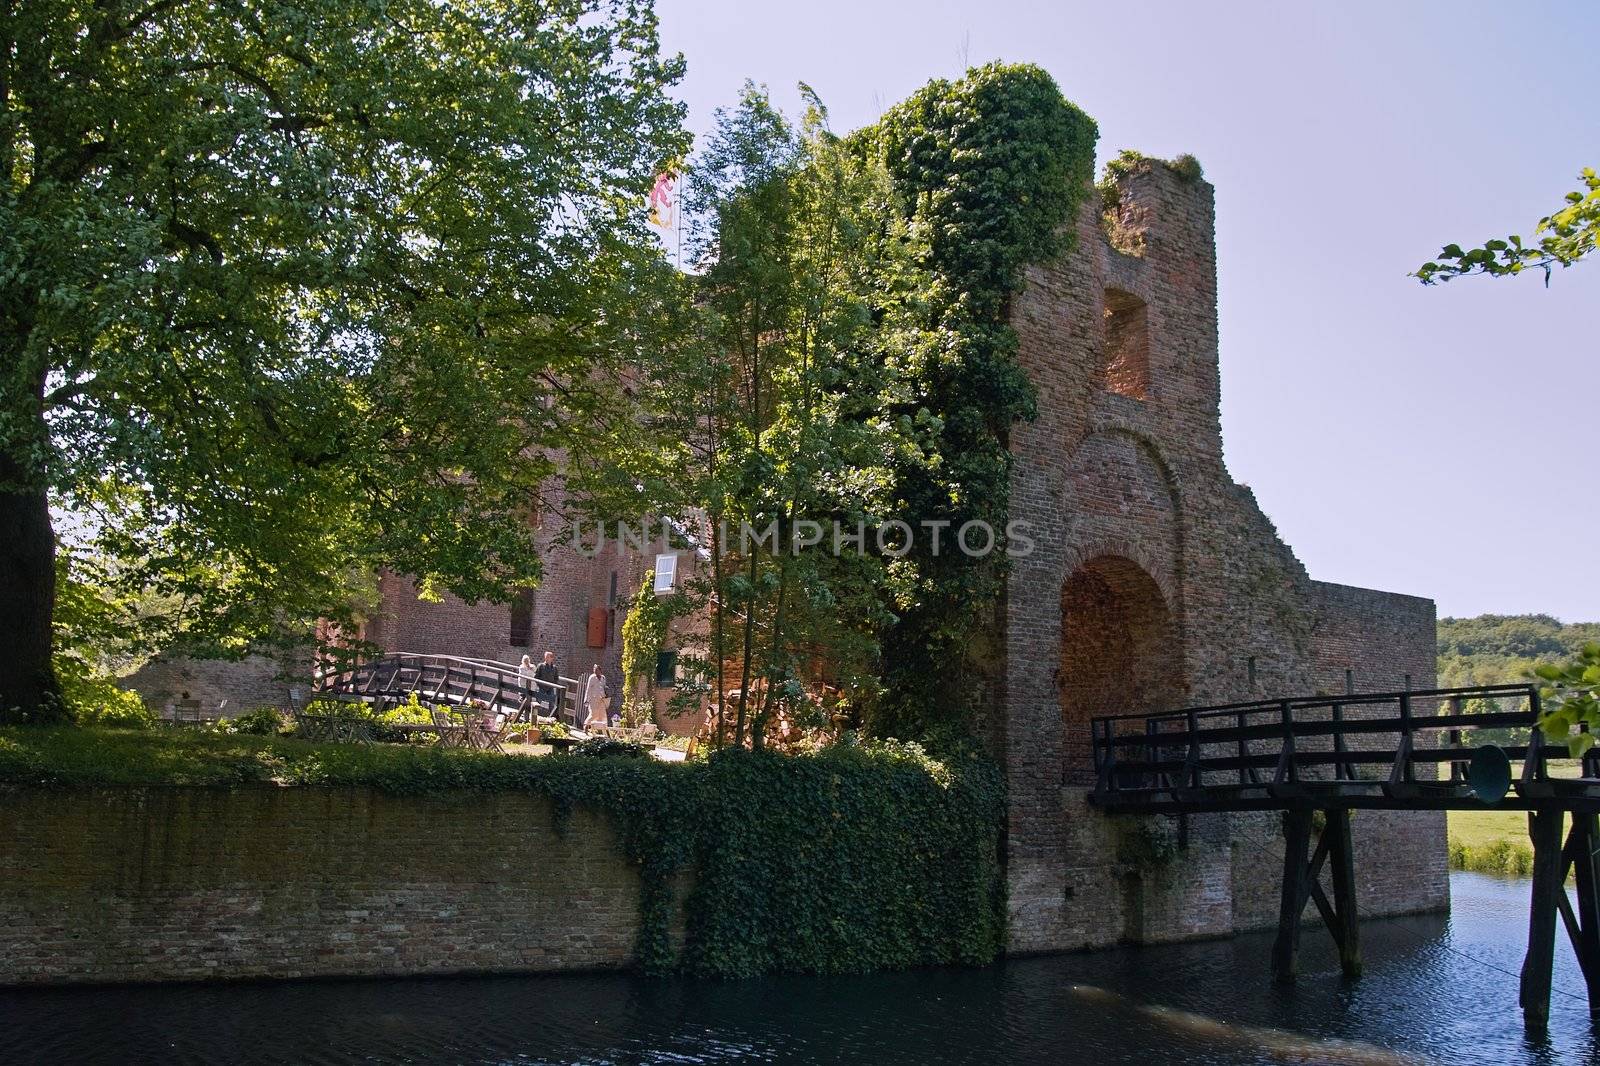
[1089, 682, 1600, 1028]
[315, 652, 579, 724]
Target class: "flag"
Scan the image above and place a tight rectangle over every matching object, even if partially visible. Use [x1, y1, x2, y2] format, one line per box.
[648, 169, 677, 230]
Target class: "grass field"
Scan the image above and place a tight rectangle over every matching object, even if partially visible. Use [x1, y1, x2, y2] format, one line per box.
[1448, 807, 1530, 850]
[1443, 759, 1581, 874]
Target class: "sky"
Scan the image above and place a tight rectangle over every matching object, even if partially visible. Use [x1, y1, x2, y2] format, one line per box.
[654, 0, 1598, 623]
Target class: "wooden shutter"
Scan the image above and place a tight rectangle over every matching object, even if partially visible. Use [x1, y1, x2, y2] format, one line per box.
[586, 606, 608, 648]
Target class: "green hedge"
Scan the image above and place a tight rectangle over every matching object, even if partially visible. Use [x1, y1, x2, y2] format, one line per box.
[0, 727, 1005, 976]
[1448, 835, 1534, 877]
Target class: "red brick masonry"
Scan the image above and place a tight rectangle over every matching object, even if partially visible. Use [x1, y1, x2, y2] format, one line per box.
[0, 786, 686, 985]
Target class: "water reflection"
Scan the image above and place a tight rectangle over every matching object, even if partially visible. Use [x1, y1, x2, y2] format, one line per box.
[0, 873, 1594, 1065]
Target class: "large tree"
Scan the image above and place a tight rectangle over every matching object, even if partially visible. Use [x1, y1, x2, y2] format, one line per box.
[0, 0, 687, 720]
[574, 84, 905, 748]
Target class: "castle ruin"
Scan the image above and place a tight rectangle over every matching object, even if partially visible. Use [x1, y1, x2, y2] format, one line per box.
[126, 156, 1448, 951]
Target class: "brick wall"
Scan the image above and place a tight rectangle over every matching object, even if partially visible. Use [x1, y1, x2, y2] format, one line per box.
[366, 506, 685, 705]
[1000, 157, 1447, 953]
[0, 785, 682, 986]
[123, 653, 307, 714]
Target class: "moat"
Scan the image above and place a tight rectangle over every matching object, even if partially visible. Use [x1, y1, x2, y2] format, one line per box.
[0, 872, 1591, 1066]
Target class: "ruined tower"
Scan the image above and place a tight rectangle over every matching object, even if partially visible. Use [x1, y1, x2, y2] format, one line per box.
[998, 156, 1446, 952]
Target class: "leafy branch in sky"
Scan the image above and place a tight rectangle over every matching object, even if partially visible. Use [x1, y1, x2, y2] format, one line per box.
[1416, 168, 1598, 284]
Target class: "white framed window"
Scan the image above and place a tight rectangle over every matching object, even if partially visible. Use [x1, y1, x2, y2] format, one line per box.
[653, 553, 678, 594]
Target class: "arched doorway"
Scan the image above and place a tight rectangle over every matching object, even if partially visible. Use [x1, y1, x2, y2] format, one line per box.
[1059, 555, 1181, 779]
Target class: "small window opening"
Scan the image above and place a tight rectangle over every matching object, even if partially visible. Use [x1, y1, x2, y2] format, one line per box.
[1102, 289, 1150, 400]
[508, 589, 534, 647]
[1247, 656, 1257, 687]
[655, 650, 679, 687]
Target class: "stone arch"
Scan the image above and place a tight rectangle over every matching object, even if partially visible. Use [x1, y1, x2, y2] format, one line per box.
[1059, 426, 1186, 612]
[1081, 421, 1184, 503]
[1059, 553, 1184, 780]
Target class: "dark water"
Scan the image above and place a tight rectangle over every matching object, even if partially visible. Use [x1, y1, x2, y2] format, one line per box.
[3, 872, 1597, 1065]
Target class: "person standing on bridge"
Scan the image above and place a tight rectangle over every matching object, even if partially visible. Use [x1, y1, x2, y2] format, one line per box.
[582, 664, 610, 731]
[533, 651, 561, 721]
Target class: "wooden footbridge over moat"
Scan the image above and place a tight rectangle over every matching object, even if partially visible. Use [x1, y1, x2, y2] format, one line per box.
[1088, 682, 1600, 1028]
[316, 652, 581, 722]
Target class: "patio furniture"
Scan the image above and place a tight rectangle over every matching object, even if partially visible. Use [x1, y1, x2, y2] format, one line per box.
[166, 702, 212, 728]
[463, 712, 512, 754]
[429, 707, 468, 749]
[587, 723, 661, 745]
[294, 708, 376, 744]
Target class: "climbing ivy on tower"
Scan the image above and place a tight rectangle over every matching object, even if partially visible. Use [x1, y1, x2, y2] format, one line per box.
[854, 63, 1098, 737]
[620, 570, 687, 701]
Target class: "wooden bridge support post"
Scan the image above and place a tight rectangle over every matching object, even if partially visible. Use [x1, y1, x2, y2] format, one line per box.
[1326, 807, 1362, 979]
[1563, 813, 1600, 1014]
[1273, 808, 1362, 984]
[1272, 808, 1314, 984]
[1521, 808, 1565, 1028]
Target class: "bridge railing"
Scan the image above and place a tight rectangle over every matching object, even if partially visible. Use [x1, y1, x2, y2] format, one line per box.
[315, 652, 581, 722]
[1087, 682, 1595, 811]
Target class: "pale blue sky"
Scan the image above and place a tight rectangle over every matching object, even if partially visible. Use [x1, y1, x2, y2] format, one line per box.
[656, 0, 1597, 622]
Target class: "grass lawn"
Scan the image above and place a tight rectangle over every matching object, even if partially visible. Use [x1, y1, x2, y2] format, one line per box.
[1447, 757, 1583, 849]
[1448, 807, 1530, 850]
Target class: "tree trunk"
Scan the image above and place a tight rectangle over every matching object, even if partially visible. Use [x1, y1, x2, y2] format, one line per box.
[734, 546, 758, 747]
[0, 451, 60, 722]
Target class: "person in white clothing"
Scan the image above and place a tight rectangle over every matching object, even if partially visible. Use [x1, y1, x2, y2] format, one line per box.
[582, 664, 610, 730]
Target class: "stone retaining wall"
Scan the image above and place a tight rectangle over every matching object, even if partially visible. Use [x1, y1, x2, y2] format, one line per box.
[0, 786, 675, 986]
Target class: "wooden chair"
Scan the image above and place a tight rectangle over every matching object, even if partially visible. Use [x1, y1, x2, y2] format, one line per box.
[430, 707, 467, 749]
[463, 712, 511, 754]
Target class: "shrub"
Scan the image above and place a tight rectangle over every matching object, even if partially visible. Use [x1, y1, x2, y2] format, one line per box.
[572, 736, 651, 759]
[1448, 835, 1534, 877]
[291, 695, 433, 743]
[226, 707, 286, 736]
[66, 679, 155, 730]
[1168, 153, 1204, 182]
